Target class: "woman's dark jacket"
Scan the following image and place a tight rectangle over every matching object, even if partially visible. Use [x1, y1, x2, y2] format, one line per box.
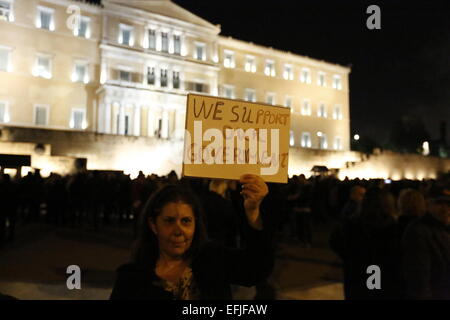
[110, 224, 274, 300]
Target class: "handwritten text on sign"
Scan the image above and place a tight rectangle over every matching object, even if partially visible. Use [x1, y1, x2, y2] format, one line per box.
[182, 94, 290, 183]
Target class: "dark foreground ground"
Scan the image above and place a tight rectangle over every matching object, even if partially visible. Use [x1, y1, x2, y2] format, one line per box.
[0, 218, 344, 300]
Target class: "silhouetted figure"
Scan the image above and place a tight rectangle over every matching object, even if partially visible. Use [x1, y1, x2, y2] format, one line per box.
[330, 187, 402, 299]
[402, 186, 450, 299]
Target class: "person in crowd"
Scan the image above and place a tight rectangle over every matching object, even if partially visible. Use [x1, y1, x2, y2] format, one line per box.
[397, 188, 426, 236]
[402, 186, 450, 299]
[110, 174, 274, 300]
[329, 187, 402, 299]
[339, 185, 366, 221]
[288, 174, 313, 247]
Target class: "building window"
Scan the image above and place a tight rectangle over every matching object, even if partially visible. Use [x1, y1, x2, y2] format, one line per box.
[119, 70, 131, 82]
[33, 55, 52, 79]
[266, 93, 275, 105]
[173, 35, 181, 55]
[161, 32, 169, 52]
[301, 99, 311, 116]
[147, 66, 155, 85]
[0, 0, 13, 22]
[223, 50, 235, 68]
[34, 105, 49, 126]
[186, 81, 208, 93]
[333, 105, 343, 120]
[333, 75, 342, 90]
[0, 47, 11, 72]
[244, 55, 256, 73]
[301, 132, 312, 148]
[290, 130, 295, 147]
[194, 43, 205, 61]
[119, 24, 134, 46]
[37, 6, 54, 31]
[317, 102, 327, 118]
[245, 89, 256, 102]
[264, 60, 275, 77]
[70, 109, 86, 130]
[223, 85, 235, 99]
[283, 64, 294, 80]
[0, 101, 9, 123]
[318, 132, 327, 149]
[72, 61, 89, 83]
[334, 136, 342, 150]
[148, 29, 156, 50]
[300, 68, 311, 83]
[285, 96, 292, 109]
[74, 16, 91, 39]
[317, 71, 326, 87]
[173, 71, 180, 89]
[160, 68, 168, 87]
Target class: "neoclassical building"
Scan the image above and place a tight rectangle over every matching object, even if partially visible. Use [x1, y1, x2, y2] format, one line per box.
[0, 0, 355, 177]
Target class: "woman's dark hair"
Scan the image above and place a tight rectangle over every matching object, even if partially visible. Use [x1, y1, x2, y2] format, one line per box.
[131, 183, 208, 267]
[360, 187, 396, 231]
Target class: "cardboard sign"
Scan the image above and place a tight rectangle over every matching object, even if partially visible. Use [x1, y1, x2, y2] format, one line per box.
[182, 93, 290, 183]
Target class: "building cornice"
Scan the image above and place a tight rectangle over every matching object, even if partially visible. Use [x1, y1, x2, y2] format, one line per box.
[103, 3, 220, 37]
[42, 0, 103, 14]
[218, 36, 351, 74]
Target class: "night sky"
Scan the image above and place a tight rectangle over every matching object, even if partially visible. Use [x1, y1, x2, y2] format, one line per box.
[173, 0, 450, 145]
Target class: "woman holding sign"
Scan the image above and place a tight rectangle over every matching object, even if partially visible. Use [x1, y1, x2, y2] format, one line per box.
[110, 174, 274, 300]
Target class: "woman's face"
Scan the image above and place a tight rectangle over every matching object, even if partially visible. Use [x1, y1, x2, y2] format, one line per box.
[149, 201, 196, 259]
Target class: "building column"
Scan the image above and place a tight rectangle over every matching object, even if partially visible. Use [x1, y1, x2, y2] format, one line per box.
[105, 102, 112, 134]
[133, 106, 141, 136]
[148, 110, 154, 137]
[118, 104, 125, 135]
[161, 110, 169, 139]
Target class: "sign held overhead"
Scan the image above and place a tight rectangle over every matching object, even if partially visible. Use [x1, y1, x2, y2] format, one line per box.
[182, 93, 290, 183]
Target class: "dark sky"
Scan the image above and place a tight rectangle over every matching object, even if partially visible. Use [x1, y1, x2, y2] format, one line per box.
[173, 0, 450, 144]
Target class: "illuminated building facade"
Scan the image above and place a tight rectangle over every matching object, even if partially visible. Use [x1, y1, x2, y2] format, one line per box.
[0, 0, 357, 177]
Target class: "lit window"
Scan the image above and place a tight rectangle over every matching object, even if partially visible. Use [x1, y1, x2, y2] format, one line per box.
[173, 71, 180, 89]
[283, 64, 294, 80]
[72, 61, 89, 83]
[161, 32, 169, 52]
[301, 100, 311, 116]
[160, 68, 168, 87]
[317, 103, 327, 118]
[119, 70, 131, 82]
[0, 47, 12, 72]
[333, 105, 343, 120]
[333, 75, 342, 90]
[317, 71, 326, 87]
[0, 101, 9, 123]
[33, 55, 52, 79]
[173, 35, 181, 55]
[147, 66, 155, 85]
[245, 89, 256, 102]
[290, 130, 295, 147]
[34, 105, 49, 126]
[37, 6, 55, 31]
[223, 85, 235, 99]
[300, 68, 311, 83]
[223, 50, 235, 68]
[264, 60, 275, 77]
[334, 136, 342, 150]
[285, 96, 292, 109]
[0, 0, 13, 22]
[119, 24, 134, 46]
[74, 16, 91, 39]
[148, 29, 156, 50]
[266, 93, 275, 105]
[318, 133, 328, 149]
[301, 132, 311, 148]
[194, 43, 205, 61]
[70, 109, 86, 130]
[245, 55, 256, 73]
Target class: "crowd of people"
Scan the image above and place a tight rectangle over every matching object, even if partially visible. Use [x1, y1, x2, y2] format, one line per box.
[0, 169, 448, 299]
